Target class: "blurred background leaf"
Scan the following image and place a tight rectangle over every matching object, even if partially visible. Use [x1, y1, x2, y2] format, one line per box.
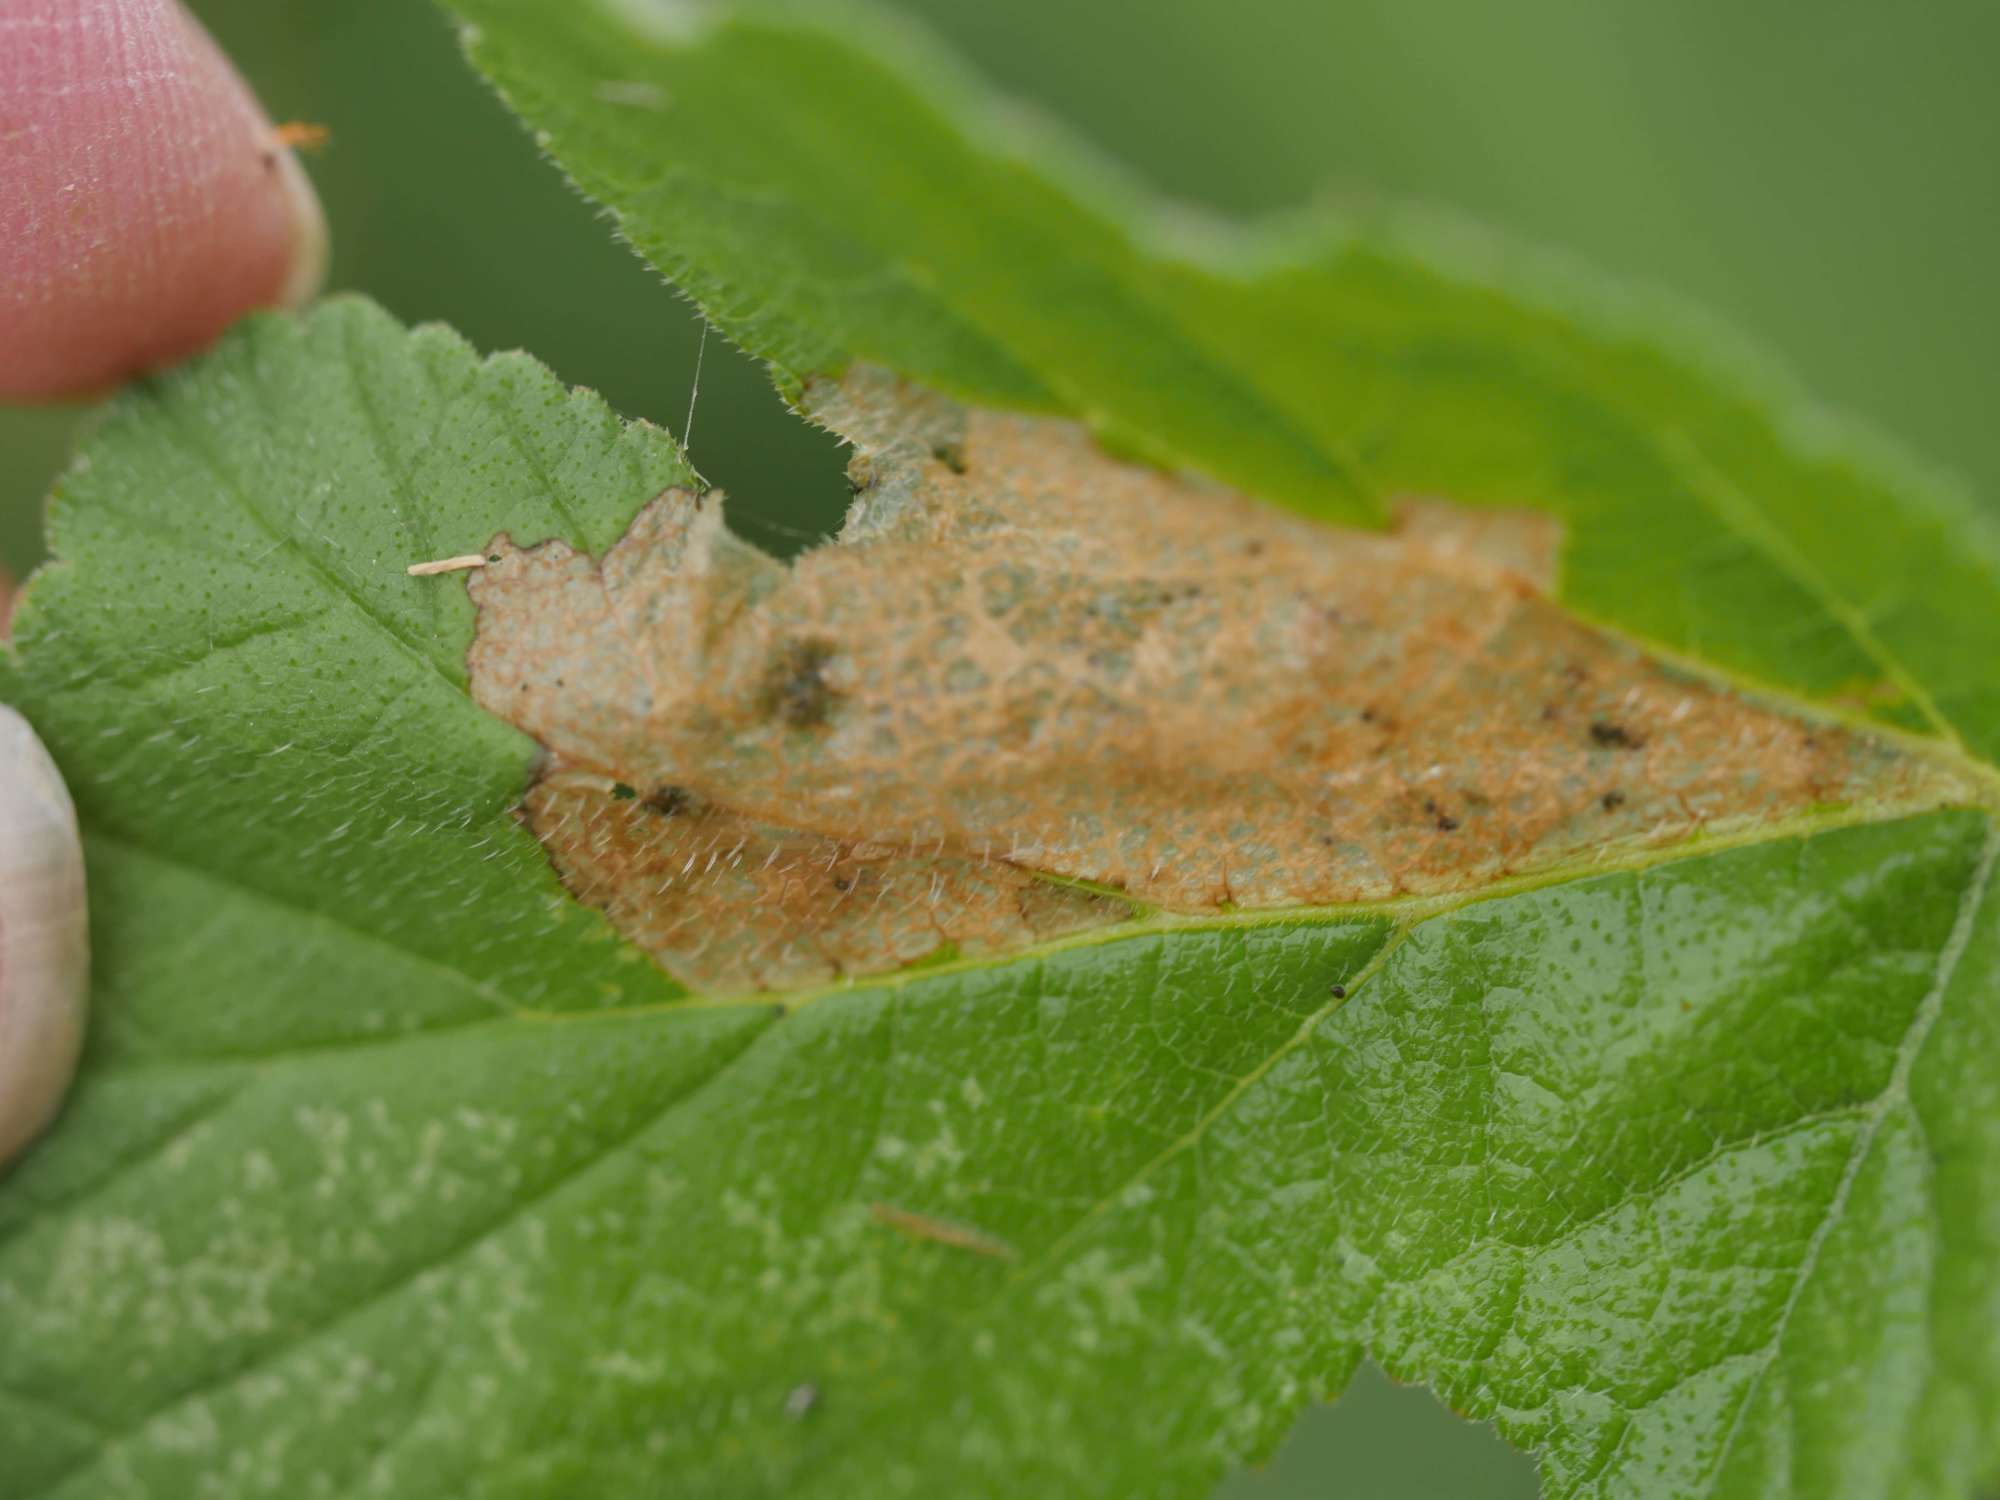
[5, 1, 1994, 1493]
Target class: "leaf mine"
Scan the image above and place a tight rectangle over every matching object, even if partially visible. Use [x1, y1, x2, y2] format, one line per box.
[466, 370, 1977, 992]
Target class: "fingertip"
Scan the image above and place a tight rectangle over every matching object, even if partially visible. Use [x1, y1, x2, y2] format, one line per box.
[270, 131, 332, 313]
[0, 703, 88, 1170]
[0, 0, 331, 403]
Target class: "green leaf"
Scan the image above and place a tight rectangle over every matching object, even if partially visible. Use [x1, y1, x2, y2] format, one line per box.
[2, 4, 1998, 1498]
[3, 301, 1997, 1496]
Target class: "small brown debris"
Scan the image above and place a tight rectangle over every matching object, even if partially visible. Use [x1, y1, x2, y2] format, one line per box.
[1589, 720, 1643, 750]
[1601, 790, 1627, 812]
[272, 120, 330, 152]
[406, 553, 490, 577]
[868, 1202, 1017, 1260]
[760, 637, 841, 729]
[1420, 797, 1460, 833]
[643, 785, 694, 818]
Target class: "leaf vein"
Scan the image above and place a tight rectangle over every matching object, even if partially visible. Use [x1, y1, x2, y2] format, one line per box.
[1697, 816, 1999, 1493]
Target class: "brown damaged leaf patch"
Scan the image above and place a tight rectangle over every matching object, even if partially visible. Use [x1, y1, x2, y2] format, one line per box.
[467, 370, 1975, 992]
[521, 774, 1121, 991]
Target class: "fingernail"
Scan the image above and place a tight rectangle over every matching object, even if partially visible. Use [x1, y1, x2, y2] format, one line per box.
[269, 134, 331, 311]
[0, 705, 89, 1169]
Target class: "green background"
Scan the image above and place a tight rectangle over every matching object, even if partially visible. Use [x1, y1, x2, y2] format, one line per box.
[6, 2, 1995, 1494]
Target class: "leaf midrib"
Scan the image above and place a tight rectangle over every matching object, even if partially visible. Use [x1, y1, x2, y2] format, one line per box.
[76, 793, 1995, 1070]
[545, 792, 1998, 1020]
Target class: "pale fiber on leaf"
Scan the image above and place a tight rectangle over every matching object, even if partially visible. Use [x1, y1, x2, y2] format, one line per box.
[405, 553, 491, 576]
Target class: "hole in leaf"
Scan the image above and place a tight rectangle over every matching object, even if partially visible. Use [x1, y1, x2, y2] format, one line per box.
[678, 332, 852, 560]
[1213, 1362, 1539, 1499]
